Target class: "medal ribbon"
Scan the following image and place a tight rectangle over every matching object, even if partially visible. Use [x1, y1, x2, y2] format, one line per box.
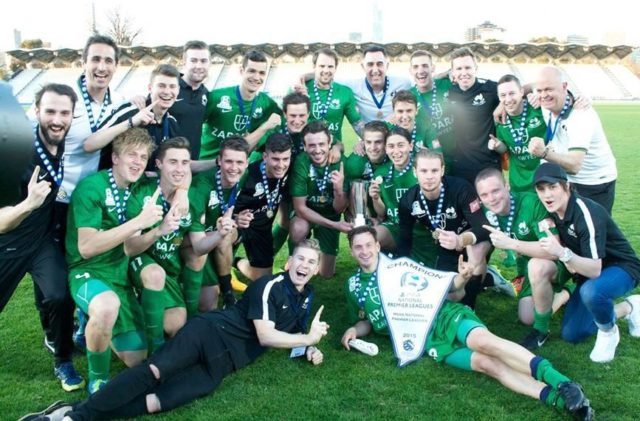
[235, 86, 258, 133]
[365, 77, 389, 112]
[107, 168, 131, 225]
[313, 82, 334, 120]
[506, 100, 529, 146]
[78, 75, 111, 133]
[545, 95, 571, 144]
[419, 185, 445, 231]
[215, 168, 239, 214]
[33, 126, 63, 187]
[260, 161, 283, 216]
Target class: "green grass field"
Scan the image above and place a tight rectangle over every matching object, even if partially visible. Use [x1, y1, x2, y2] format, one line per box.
[2, 104, 640, 420]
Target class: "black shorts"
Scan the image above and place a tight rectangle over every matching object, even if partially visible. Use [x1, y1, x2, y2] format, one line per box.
[239, 225, 274, 268]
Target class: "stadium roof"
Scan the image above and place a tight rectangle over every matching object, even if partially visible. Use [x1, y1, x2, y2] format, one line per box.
[6, 42, 635, 65]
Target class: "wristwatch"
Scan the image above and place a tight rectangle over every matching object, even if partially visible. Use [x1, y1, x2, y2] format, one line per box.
[559, 247, 574, 263]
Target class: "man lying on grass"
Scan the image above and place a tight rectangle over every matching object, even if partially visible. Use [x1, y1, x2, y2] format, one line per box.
[20, 239, 328, 421]
[341, 225, 593, 420]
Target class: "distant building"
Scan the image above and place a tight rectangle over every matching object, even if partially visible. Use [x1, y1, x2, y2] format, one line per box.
[465, 21, 505, 42]
[349, 32, 363, 43]
[13, 29, 22, 49]
[372, 2, 383, 42]
[566, 34, 589, 45]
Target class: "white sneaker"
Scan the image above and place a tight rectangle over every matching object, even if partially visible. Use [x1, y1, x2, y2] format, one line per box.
[486, 265, 517, 298]
[589, 324, 620, 363]
[624, 295, 640, 337]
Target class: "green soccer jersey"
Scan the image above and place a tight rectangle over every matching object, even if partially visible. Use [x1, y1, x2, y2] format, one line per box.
[201, 86, 282, 160]
[373, 160, 417, 224]
[305, 80, 361, 141]
[345, 267, 482, 363]
[412, 77, 455, 158]
[344, 153, 388, 182]
[290, 153, 348, 220]
[126, 176, 200, 278]
[386, 121, 440, 154]
[190, 169, 247, 232]
[496, 105, 546, 192]
[483, 191, 556, 276]
[66, 170, 131, 285]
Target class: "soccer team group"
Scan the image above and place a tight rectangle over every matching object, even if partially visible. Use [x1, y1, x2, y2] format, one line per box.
[4, 33, 640, 420]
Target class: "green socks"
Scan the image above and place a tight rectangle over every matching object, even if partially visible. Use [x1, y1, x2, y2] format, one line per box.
[87, 348, 111, 382]
[533, 309, 552, 334]
[141, 288, 165, 353]
[180, 266, 203, 318]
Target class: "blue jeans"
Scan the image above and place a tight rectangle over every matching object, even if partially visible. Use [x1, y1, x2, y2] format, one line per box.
[560, 266, 635, 343]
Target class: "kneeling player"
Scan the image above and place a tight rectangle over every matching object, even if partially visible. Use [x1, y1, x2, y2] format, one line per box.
[234, 133, 292, 280]
[66, 129, 161, 393]
[341, 226, 593, 420]
[125, 138, 206, 352]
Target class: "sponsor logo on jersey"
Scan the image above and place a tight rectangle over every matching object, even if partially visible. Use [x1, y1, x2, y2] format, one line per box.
[330, 99, 341, 109]
[217, 95, 232, 112]
[472, 93, 486, 106]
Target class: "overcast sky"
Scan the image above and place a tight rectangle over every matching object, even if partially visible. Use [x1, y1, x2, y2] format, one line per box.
[1, 0, 638, 50]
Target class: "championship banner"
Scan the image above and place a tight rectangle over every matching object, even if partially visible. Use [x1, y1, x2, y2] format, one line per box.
[377, 253, 455, 367]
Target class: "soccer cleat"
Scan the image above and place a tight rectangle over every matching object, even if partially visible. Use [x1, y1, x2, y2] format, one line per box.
[54, 362, 85, 392]
[589, 324, 619, 363]
[624, 295, 640, 337]
[231, 271, 247, 293]
[18, 401, 72, 421]
[87, 378, 108, 394]
[519, 329, 549, 351]
[558, 382, 593, 420]
[222, 291, 237, 309]
[43, 335, 55, 354]
[486, 265, 517, 297]
[348, 339, 379, 356]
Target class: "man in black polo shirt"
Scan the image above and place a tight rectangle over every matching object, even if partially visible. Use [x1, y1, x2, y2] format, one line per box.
[0, 84, 84, 392]
[22, 239, 328, 420]
[533, 163, 640, 363]
[234, 133, 292, 280]
[169, 40, 211, 160]
[447, 47, 501, 185]
[397, 149, 515, 309]
[84, 64, 182, 171]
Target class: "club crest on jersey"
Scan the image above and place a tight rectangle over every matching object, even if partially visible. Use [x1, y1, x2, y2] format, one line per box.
[485, 210, 499, 227]
[528, 117, 542, 129]
[105, 189, 116, 206]
[472, 94, 486, 106]
[208, 191, 219, 207]
[432, 103, 444, 120]
[445, 206, 457, 219]
[217, 95, 232, 112]
[254, 182, 265, 197]
[201, 94, 208, 107]
[252, 107, 263, 118]
[234, 115, 250, 132]
[411, 201, 425, 216]
[518, 221, 530, 236]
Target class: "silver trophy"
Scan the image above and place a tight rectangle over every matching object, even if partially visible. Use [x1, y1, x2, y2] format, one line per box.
[350, 180, 368, 227]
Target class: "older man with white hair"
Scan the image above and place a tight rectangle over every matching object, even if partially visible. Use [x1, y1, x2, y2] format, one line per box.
[527, 66, 617, 213]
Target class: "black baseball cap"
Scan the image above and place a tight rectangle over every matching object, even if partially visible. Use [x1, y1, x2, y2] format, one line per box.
[534, 162, 568, 185]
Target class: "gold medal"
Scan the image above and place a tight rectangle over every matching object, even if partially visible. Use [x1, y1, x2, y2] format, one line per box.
[358, 309, 365, 319]
[266, 209, 274, 218]
[319, 196, 327, 203]
[376, 111, 384, 119]
[432, 230, 440, 243]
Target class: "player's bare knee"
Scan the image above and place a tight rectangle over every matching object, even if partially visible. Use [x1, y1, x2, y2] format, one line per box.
[120, 350, 147, 367]
[89, 292, 120, 327]
[528, 258, 555, 283]
[142, 266, 166, 291]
